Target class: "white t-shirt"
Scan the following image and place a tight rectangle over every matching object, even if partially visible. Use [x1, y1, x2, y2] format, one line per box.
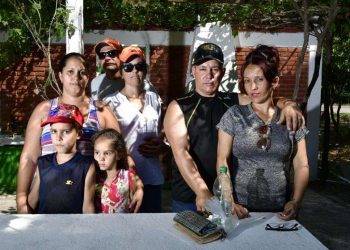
[104, 90, 164, 185]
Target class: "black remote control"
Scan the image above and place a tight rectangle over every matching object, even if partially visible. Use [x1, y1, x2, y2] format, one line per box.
[174, 210, 218, 236]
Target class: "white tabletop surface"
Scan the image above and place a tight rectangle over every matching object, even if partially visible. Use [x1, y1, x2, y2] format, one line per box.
[0, 212, 327, 250]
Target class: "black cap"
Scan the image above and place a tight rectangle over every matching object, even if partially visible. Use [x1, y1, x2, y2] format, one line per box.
[192, 43, 224, 66]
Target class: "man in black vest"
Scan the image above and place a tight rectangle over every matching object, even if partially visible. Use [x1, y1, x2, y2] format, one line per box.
[164, 43, 304, 214]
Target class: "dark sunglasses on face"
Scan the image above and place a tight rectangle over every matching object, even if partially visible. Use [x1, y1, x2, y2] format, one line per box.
[97, 50, 118, 60]
[256, 124, 271, 151]
[122, 62, 146, 72]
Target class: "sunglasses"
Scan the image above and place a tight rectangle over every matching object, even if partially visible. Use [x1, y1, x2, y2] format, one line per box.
[122, 62, 146, 72]
[265, 223, 299, 231]
[256, 125, 271, 151]
[97, 50, 118, 60]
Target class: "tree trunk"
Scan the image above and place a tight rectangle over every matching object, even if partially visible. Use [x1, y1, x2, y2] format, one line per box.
[292, 0, 309, 101]
[320, 31, 334, 181]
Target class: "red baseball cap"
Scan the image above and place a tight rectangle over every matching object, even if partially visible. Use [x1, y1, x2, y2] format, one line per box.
[41, 103, 84, 127]
[119, 45, 146, 63]
[94, 37, 123, 54]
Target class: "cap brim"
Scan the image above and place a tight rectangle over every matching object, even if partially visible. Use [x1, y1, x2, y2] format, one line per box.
[192, 55, 223, 66]
[41, 116, 81, 127]
[120, 52, 145, 63]
[95, 42, 109, 54]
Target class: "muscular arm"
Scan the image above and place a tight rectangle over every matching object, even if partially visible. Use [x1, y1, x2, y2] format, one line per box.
[17, 101, 49, 213]
[164, 101, 212, 211]
[83, 163, 96, 213]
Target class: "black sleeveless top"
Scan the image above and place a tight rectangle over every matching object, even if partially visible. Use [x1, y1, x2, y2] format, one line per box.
[37, 152, 93, 213]
[172, 91, 239, 203]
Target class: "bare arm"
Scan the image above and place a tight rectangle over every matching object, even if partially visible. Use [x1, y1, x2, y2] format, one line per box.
[27, 168, 40, 213]
[96, 100, 121, 132]
[216, 129, 233, 174]
[129, 173, 144, 213]
[164, 100, 212, 211]
[17, 101, 49, 213]
[217, 129, 250, 218]
[83, 163, 96, 213]
[278, 139, 309, 221]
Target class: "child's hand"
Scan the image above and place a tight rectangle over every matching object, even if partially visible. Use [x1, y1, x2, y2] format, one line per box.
[129, 188, 143, 213]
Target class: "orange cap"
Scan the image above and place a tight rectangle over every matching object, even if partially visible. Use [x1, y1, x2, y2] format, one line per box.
[119, 45, 146, 63]
[94, 37, 122, 54]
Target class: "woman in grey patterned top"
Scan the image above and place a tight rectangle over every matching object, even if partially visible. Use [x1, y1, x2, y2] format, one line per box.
[216, 45, 309, 221]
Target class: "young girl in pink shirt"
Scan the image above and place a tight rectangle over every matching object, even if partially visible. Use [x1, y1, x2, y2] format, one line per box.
[93, 129, 143, 213]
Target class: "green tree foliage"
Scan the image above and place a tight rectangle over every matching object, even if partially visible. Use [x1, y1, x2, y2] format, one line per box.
[329, 20, 350, 129]
[83, 0, 300, 33]
[0, 0, 69, 68]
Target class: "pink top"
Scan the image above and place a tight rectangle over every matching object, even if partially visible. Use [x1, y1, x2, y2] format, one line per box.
[97, 169, 135, 213]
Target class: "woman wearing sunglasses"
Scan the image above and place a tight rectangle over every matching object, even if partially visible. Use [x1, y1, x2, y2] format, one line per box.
[16, 52, 122, 213]
[104, 45, 166, 213]
[216, 45, 309, 221]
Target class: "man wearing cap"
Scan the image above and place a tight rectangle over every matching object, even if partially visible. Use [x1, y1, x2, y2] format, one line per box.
[91, 38, 156, 100]
[164, 43, 304, 212]
[91, 38, 124, 100]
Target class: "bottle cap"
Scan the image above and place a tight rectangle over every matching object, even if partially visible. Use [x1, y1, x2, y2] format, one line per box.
[219, 166, 228, 174]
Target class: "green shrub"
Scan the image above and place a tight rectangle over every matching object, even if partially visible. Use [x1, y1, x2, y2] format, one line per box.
[0, 146, 22, 194]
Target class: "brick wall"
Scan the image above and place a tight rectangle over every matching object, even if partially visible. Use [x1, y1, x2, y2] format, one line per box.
[149, 46, 191, 104]
[0, 45, 308, 134]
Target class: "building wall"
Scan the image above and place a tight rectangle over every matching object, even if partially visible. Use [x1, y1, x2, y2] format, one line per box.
[0, 44, 308, 134]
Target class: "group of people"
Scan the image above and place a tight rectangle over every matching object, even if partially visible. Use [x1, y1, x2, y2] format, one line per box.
[16, 38, 309, 221]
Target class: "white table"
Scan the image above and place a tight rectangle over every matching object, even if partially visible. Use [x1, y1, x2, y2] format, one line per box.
[0, 213, 327, 250]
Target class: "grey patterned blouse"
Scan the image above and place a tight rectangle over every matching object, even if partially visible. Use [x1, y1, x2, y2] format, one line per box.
[217, 104, 308, 211]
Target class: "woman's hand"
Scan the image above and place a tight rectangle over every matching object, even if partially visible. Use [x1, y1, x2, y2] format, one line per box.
[129, 187, 144, 213]
[234, 203, 250, 219]
[277, 200, 299, 221]
[138, 136, 168, 158]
